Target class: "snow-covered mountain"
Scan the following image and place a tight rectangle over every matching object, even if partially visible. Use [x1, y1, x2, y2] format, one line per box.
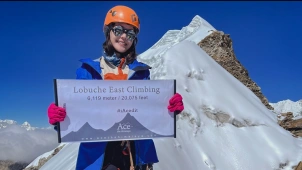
[0, 119, 38, 131]
[0, 119, 17, 129]
[21, 121, 37, 131]
[0, 119, 58, 166]
[25, 15, 302, 170]
[270, 99, 302, 118]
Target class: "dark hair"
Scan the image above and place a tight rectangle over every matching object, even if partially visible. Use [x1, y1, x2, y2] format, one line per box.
[102, 23, 138, 64]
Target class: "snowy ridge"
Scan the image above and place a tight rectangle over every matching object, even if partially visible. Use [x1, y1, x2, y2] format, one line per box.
[26, 143, 66, 168]
[28, 15, 302, 170]
[140, 15, 215, 61]
[0, 119, 17, 129]
[150, 30, 180, 50]
[138, 15, 215, 80]
[0, 119, 17, 124]
[270, 99, 302, 118]
[0, 119, 36, 131]
[182, 15, 216, 43]
[35, 143, 79, 170]
[0, 120, 58, 163]
[21, 121, 37, 131]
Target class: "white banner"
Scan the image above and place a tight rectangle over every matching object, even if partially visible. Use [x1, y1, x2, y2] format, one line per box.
[54, 79, 176, 143]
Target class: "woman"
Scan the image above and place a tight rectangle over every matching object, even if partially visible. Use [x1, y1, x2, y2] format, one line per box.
[47, 5, 184, 170]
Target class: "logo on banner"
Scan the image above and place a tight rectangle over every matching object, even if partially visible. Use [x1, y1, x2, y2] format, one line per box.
[117, 122, 132, 133]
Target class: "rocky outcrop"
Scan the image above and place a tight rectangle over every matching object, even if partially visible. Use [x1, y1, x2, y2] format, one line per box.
[0, 160, 28, 170]
[196, 30, 302, 169]
[197, 31, 274, 110]
[294, 161, 302, 170]
[201, 105, 262, 128]
[278, 112, 302, 137]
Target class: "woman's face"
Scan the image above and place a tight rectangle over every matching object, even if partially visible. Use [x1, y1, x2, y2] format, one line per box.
[110, 22, 136, 53]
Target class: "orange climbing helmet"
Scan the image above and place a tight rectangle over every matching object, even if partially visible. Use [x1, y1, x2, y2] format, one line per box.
[104, 5, 140, 33]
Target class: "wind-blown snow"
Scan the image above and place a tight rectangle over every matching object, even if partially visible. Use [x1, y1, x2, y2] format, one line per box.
[28, 15, 302, 170]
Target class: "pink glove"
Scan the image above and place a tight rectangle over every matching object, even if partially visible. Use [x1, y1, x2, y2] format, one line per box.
[168, 93, 184, 114]
[47, 103, 66, 125]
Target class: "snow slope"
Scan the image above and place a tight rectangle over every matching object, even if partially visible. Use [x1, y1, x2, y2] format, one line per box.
[27, 15, 302, 170]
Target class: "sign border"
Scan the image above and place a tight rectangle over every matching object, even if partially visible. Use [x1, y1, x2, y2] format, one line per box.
[53, 79, 177, 143]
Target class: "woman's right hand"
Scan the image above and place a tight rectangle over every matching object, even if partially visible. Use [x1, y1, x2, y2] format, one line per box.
[47, 103, 66, 125]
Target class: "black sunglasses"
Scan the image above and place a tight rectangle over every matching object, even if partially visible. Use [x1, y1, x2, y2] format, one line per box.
[111, 25, 137, 41]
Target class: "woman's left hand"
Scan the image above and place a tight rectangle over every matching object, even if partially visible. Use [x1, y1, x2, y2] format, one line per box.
[167, 93, 184, 114]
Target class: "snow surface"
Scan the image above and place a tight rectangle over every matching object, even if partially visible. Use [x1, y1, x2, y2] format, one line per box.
[27, 15, 302, 170]
[27, 143, 66, 167]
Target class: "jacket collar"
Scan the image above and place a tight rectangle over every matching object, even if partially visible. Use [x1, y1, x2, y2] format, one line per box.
[79, 57, 151, 73]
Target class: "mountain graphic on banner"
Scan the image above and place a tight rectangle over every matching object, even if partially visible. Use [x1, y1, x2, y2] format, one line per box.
[61, 113, 173, 142]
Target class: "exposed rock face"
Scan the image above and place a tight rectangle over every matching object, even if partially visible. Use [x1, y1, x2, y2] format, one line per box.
[201, 105, 262, 128]
[0, 160, 28, 170]
[294, 161, 302, 170]
[278, 112, 302, 138]
[197, 30, 302, 169]
[197, 31, 274, 110]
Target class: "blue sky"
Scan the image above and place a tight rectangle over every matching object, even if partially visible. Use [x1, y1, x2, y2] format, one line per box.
[0, 2, 301, 127]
